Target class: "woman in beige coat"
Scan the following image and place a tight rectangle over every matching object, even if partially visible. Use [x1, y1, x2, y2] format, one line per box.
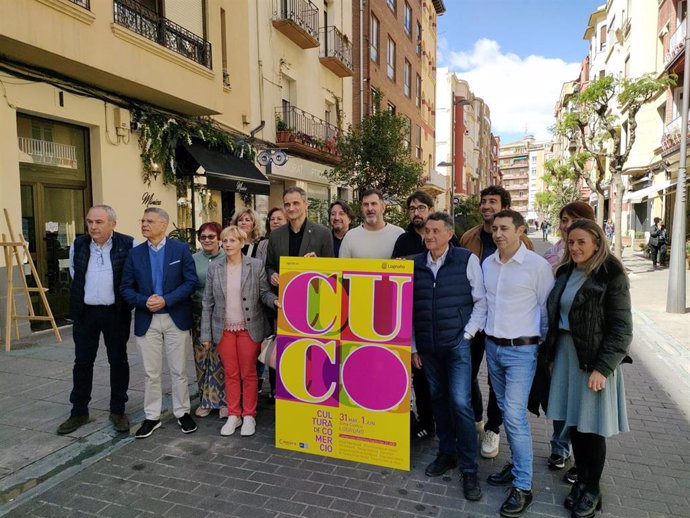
[201, 226, 278, 437]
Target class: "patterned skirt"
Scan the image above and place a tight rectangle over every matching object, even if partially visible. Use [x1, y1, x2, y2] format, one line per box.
[192, 314, 226, 409]
[547, 331, 629, 438]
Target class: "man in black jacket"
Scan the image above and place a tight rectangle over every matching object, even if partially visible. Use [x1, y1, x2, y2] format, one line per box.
[392, 191, 458, 442]
[392, 191, 460, 258]
[648, 217, 663, 268]
[57, 205, 134, 435]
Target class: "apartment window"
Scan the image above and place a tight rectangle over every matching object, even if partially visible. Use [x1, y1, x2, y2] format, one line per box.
[370, 15, 380, 63]
[624, 55, 630, 78]
[415, 125, 422, 159]
[416, 20, 422, 55]
[415, 73, 421, 108]
[387, 0, 396, 13]
[371, 87, 380, 114]
[404, 2, 412, 36]
[599, 24, 607, 51]
[220, 8, 229, 87]
[387, 37, 396, 80]
[403, 60, 411, 97]
[387, 102, 396, 114]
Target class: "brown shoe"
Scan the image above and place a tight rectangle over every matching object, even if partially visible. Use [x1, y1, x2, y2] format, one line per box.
[109, 413, 130, 433]
[57, 415, 89, 435]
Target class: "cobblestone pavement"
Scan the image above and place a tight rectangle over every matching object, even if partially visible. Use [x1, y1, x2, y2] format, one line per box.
[1, 233, 689, 517]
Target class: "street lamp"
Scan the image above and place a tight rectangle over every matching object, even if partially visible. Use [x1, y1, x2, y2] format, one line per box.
[440, 96, 472, 213]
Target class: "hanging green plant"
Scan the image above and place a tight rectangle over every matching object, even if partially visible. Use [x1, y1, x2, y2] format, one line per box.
[132, 107, 257, 186]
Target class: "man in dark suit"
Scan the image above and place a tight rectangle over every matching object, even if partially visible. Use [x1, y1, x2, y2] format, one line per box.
[121, 207, 198, 438]
[57, 205, 134, 435]
[265, 186, 334, 287]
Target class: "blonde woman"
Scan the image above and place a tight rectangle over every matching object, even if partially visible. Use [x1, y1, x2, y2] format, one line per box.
[231, 208, 265, 260]
[200, 226, 279, 436]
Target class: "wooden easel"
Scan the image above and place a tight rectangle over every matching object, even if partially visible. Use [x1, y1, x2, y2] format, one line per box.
[1, 208, 61, 351]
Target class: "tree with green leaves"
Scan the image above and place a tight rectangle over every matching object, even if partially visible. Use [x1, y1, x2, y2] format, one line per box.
[324, 89, 423, 202]
[535, 155, 587, 225]
[557, 73, 676, 257]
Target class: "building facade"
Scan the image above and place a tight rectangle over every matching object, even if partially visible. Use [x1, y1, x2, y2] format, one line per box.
[352, 0, 444, 203]
[0, 0, 353, 339]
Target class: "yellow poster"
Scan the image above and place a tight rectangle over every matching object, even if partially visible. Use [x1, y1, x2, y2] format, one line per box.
[275, 257, 413, 470]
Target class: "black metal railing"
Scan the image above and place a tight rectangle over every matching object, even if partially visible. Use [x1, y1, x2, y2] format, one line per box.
[275, 106, 337, 144]
[272, 0, 319, 41]
[113, 0, 212, 69]
[320, 26, 353, 71]
[69, 0, 90, 9]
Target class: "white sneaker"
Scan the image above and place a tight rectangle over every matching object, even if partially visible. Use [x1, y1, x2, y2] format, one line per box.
[240, 416, 256, 437]
[481, 430, 500, 458]
[220, 416, 242, 436]
[219, 407, 228, 419]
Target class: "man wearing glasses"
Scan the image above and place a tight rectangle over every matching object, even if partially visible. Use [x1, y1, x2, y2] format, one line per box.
[392, 191, 460, 442]
[121, 207, 198, 438]
[57, 205, 135, 435]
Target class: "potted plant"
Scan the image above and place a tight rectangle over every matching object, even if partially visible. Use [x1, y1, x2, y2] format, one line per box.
[275, 115, 290, 142]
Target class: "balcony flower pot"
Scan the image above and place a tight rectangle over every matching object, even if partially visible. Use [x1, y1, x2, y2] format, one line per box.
[276, 130, 292, 142]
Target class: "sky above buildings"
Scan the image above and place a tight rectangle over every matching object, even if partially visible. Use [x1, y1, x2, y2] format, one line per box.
[438, 0, 604, 144]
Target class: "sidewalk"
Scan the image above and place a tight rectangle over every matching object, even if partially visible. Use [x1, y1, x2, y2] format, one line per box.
[1, 247, 689, 517]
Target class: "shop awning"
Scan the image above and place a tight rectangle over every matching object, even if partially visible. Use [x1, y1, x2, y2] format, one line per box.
[176, 142, 270, 195]
[623, 180, 675, 202]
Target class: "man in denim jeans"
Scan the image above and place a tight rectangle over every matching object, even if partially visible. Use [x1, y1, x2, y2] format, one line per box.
[411, 213, 487, 501]
[482, 210, 554, 518]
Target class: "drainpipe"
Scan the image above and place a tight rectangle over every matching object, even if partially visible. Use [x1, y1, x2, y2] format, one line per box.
[255, 0, 264, 128]
[250, 121, 265, 140]
[359, 0, 364, 121]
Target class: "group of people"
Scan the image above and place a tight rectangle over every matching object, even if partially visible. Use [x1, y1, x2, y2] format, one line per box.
[56, 184, 632, 518]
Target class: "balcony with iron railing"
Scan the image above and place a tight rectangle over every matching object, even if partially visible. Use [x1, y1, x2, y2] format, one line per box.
[661, 113, 690, 153]
[272, 0, 319, 49]
[113, 0, 212, 69]
[275, 106, 339, 164]
[319, 26, 353, 77]
[665, 18, 686, 69]
[18, 138, 78, 169]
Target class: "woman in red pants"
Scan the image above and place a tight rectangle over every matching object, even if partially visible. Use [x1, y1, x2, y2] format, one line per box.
[201, 225, 279, 436]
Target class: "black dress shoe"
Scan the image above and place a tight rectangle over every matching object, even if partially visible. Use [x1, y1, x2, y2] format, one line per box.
[487, 463, 515, 486]
[572, 490, 602, 518]
[425, 453, 457, 477]
[500, 487, 533, 518]
[109, 413, 130, 433]
[564, 482, 585, 510]
[462, 471, 482, 501]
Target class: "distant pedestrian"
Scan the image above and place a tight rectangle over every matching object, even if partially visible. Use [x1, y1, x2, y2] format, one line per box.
[201, 226, 279, 437]
[534, 221, 539, 231]
[648, 217, 663, 268]
[412, 212, 486, 502]
[57, 205, 134, 435]
[191, 222, 226, 418]
[604, 219, 615, 244]
[541, 221, 550, 241]
[338, 188, 404, 258]
[121, 207, 198, 439]
[544, 219, 632, 516]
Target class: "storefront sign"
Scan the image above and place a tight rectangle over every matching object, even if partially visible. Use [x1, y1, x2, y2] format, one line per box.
[275, 257, 413, 470]
[141, 192, 162, 206]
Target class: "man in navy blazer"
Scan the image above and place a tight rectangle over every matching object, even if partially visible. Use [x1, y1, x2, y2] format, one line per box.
[121, 207, 198, 438]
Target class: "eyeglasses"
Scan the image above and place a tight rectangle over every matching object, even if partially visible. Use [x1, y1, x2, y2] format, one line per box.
[408, 205, 428, 213]
[199, 235, 217, 241]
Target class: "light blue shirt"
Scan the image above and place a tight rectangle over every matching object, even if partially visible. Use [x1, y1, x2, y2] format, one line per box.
[69, 236, 115, 305]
